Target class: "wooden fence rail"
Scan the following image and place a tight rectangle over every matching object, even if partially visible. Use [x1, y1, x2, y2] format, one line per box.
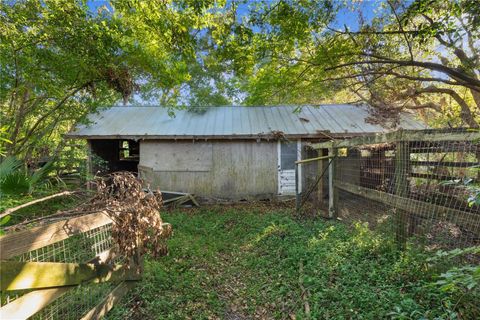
[0, 212, 151, 320]
[298, 128, 480, 247]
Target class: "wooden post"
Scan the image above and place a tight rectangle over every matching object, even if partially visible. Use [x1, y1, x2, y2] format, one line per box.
[349, 148, 361, 186]
[394, 139, 410, 248]
[86, 140, 93, 190]
[328, 148, 338, 219]
[295, 163, 300, 213]
[316, 149, 327, 207]
[476, 150, 480, 182]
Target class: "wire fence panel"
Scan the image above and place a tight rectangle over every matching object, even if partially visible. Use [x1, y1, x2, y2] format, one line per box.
[298, 129, 480, 251]
[0, 216, 128, 320]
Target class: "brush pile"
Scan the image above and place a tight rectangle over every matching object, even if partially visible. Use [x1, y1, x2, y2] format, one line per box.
[89, 172, 172, 264]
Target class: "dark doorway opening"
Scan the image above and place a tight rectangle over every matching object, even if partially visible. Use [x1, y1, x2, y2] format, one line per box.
[90, 139, 139, 175]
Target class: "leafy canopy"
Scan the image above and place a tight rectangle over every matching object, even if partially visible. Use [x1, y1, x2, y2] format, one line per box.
[2, 0, 479, 162]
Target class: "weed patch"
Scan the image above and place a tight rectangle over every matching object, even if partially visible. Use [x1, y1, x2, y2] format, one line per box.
[103, 207, 478, 319]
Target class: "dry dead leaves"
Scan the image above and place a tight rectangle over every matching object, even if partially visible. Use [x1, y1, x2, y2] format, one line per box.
[89, 172, 172, 266]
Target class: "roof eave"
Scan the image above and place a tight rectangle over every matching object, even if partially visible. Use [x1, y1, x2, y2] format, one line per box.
[65, 132, 386, 140]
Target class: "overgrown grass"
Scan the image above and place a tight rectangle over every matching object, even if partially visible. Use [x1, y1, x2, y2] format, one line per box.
[108, 206, 479, 319]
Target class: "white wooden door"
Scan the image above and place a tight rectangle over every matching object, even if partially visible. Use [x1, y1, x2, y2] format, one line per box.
[278, 140, 301, 195]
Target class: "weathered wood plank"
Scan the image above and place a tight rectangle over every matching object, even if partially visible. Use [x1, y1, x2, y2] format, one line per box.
[187, 194, 200, 207]
[313, 130, 480, 149]
[163, 195, 187, 204]
[410, 172, 468, 181]
[394, 141, 410, 197]
[316, 149, 327, 206]
[295, 154, 333, 165]
[0, 261, 139, 291]
[335, 181, 479, 235]
[394, 141, 410, 247]
[410, 145, 480, 153]
[0, 211, 112, 260]
[328, 149, 338, 218]
[0, 248, 118, 319]
[80, 281, 136, 320]
[410, 160, 480, 168]
[401, 130, 480, 142]
[0, 287, 71, 320]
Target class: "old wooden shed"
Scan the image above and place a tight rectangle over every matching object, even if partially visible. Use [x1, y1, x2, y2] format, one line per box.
[67, 105, 426, 199]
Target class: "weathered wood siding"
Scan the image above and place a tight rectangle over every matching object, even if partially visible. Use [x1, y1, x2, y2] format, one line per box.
[138, 140, 278, 199]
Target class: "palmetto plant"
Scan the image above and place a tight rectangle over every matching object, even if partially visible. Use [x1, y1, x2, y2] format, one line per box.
[0, 156, 54, 195]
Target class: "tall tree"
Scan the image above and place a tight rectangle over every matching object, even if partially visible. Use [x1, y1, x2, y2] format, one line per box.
[0, 0, 231, 159]
[231, 0, 479, 127]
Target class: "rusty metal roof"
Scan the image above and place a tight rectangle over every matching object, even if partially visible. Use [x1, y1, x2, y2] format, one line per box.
[67, 105, 427, 139]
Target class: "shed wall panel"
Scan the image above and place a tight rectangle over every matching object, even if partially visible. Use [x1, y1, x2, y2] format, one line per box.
[139, 140, 277, 199]
[141, 141, 213, 171]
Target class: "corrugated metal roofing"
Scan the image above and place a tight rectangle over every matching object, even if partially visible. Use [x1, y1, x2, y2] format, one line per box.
[67, 105, 427, 139]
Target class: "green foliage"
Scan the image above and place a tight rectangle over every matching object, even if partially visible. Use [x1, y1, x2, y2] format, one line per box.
[434, 266, 479, 292]
[0, 170, 31, 195]
[441, 178, 480, 207]
[0, 156, 22, 180]
[107, 208, 479, 319]
[0, 215, 11, 235]
[0, 0, 235, 159]
[0, 157, 55, 195]
[427, 247, 480, 293]
[0, 186, 85, 228]
[3, 0, 478, 163]
[222, 0, 480, 127]
[0, 126, 12, 156]
[0, 156, 29, 194]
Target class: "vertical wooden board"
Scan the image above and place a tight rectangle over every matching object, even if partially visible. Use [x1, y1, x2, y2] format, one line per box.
[212, 142, 234, 197]
[328, 148, 338, 218]
[141, 170, 210, 196]
[394, 140, 410, 247]
[277, 140, 282, 195]
[86, 140, 94, 190]
[349, 148, 361, 187]
[297, 139, 302, 192]
[316, 148, 329, 205]
[139, 140, 213, 196]
[232, 141, 250, 195]
[394, 141, 410, 197]
[252, 141, 277, 197]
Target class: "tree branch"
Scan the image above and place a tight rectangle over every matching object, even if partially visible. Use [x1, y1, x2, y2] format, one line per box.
[403, 102, 441, 112]
[412, 86, 478, 128]
[324, 56, 480, 90]
[318, 70, 465, 87]
[14, 84, 89, 153]
[326, 26, 420, 36]
[387, 0, 413, 61]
